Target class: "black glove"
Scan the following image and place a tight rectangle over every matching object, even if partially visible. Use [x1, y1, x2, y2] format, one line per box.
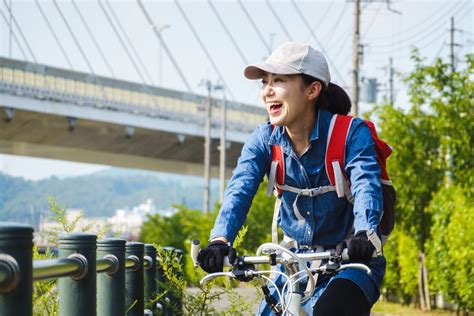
[197, 240, 236, 273]
[336, 230, 375, 263]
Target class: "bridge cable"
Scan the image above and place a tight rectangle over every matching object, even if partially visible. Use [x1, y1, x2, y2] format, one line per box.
[71, 0, 116, 78]
[207, 0, 248, 65]
[236, 0, 272, 55]
[35, 0, 74, 70]
[174, 0, 236, 101]
[290, 0, 347, 86]
[2, 0, 38, 63]
[207, 0, 261, 90]
[136, 0, 193, 93]
[97, 0, 149, 86]
[0, 9, 28, 60]
[52, 1, 96, 77]
[265, 0, 293, 41]
[52, 0, 109, 100]
[103, 0, 154, 85]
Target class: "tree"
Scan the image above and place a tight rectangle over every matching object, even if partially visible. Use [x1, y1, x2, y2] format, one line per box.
[370, 51, 473, 310]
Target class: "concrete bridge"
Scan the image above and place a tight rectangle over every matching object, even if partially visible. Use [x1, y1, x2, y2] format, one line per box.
[0, 57, 267, 176]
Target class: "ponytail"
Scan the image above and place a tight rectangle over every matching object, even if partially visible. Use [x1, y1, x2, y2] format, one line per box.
[316, 82, 352, 115]
[300, 74, 351, 115]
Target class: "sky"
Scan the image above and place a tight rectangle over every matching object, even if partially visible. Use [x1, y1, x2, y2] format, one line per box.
[0, 0, 473, 180]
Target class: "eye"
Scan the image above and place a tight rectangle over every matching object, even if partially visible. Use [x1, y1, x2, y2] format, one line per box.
[261, 79, 268, 86]
[274, 77, 284, 83]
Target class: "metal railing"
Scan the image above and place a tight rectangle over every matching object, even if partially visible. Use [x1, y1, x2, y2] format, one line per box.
[0, 222, 182, 316]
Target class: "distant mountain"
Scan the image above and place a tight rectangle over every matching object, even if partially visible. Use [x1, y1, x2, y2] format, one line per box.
[0, 170, 219, 226]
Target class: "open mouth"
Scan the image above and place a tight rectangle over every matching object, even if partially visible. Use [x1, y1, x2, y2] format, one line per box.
[268, 102, 283, 115]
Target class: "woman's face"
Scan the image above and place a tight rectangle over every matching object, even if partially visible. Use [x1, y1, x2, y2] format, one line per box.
[261, 73, 318, 127]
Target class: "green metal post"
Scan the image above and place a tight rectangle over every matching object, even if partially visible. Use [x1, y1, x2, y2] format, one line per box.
[144, 244, 157, 314]
[97, 238, 126, 316]
[173, 249, 184, 315]
[125, 242, 144, 316]
[155, 249, 166, 314]
[58, 232, 97, 316]
[0, 223, 33, 316]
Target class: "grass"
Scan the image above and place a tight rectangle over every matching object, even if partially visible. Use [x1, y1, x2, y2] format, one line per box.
[372, 300, 458, 315]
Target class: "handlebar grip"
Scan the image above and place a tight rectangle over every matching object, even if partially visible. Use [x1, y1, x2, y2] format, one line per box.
[340, 248, 379, 261]
[191, 239, 200, 267]
[190, 239, 232, 268]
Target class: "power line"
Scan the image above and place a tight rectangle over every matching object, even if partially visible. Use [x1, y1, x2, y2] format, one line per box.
[304, 1, 335, 43]
[35, 0, 74, 69]
[368, 1, 464, 48]
[236, 0, 272, 55]
[266, 0, 293, 41]
[290, 0, 347, 86]
[104, 0, 154, 85]
[174, 0, 235, 100]
[323, 3, 348, 48]
[71, 0, 116, 78]
[136, 0, 193, 93]
[368, 4, 466, 55]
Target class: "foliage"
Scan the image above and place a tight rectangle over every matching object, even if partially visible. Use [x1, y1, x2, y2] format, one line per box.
[369, 51, 473, 309]
[151, 245, 254, 315]
[33, 196, 103, 316]
[382, 230, 418, 304]
[427, 185, 474, 311]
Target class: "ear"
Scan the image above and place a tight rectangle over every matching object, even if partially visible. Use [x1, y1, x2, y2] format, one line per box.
[307, 81, 322, 101]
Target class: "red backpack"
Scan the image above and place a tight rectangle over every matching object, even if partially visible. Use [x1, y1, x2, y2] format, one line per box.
[267, 114, 396, 244]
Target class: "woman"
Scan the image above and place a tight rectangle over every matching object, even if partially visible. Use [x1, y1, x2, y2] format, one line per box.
[198, 42, 385, 315]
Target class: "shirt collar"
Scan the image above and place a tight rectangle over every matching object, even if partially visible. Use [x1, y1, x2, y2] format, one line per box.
[268, 109, 323, 147]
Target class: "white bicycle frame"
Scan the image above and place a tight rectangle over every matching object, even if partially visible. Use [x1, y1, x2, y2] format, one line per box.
[190, 240, 372, 316]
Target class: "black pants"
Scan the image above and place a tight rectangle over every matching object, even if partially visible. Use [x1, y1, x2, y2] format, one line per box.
[313, 278, 370, 316]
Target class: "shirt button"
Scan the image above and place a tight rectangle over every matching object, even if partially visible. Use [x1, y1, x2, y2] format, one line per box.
[307, 211, 310, 215]
[307, 230, 311, 235]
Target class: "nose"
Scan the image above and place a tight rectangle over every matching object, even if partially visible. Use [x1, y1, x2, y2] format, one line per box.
[261, 82, 274, 99]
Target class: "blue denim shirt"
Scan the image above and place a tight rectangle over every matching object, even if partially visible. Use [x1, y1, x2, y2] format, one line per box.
[210, 109, 383, 247]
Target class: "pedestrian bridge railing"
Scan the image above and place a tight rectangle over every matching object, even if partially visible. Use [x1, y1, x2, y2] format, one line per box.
[0, 222, 181, 316]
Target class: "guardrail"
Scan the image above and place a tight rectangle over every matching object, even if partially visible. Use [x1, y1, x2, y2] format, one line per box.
[0, 222, 182, 316]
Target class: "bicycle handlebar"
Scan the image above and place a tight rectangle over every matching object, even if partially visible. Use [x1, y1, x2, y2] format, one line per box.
[191, 239, 368, 270]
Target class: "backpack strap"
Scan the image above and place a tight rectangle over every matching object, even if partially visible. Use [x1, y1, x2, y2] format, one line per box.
[325, 114, 354, 200]
[266, 126, 285, 197]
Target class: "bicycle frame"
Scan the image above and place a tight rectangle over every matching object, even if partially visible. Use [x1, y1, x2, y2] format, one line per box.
[190, 240, 372, 316]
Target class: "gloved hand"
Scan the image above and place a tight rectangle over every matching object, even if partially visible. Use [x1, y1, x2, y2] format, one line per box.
[197, 240, 236, 273]
[336, 230, 375, 263]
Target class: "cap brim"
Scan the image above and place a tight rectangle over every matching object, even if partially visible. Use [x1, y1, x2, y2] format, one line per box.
[244, 62, 301, 80]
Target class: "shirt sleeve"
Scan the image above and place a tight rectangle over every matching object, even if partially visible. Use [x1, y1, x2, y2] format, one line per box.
[210, 124, 271, 243]
[344, 119, 383, 233]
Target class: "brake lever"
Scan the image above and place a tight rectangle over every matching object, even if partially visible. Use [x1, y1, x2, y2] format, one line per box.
[337, 263, 372, 275]
[199, 271, 236, 287]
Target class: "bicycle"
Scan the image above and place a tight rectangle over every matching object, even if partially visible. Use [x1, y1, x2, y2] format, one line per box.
[190, 240, 373, 315]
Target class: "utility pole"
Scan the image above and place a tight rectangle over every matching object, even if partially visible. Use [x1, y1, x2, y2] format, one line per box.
[448, 16, 461, 72]
[351, 0, 361, 117]
[389, 57, 394, 105]
[213, 84, 227, 204]
[201, 79, 212, 214]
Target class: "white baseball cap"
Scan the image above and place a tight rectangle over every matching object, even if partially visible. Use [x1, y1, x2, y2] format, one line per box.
[244, 42, 331, 87]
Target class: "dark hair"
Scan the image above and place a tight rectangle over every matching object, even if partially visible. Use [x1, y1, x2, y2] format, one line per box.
[300, 74, 351, 115]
